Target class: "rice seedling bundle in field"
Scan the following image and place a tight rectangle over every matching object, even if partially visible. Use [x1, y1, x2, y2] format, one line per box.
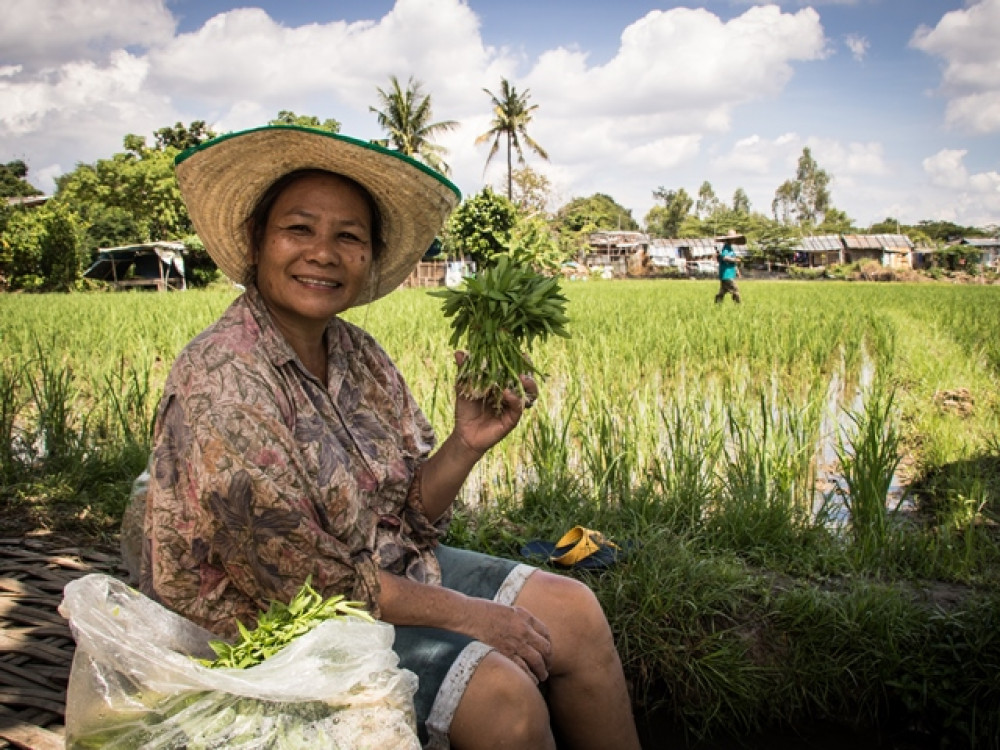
[432, 254, 569, 413]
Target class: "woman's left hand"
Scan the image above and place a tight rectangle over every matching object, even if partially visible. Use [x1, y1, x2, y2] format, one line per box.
[452, 351, 537, 456]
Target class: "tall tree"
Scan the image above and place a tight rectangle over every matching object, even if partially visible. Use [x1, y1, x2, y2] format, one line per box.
[732, 188, 751, 215]
[771, 179, 799, 225]
[446, 187, 518, 265]
[695, 181, 721, 219]
[0, 160, 42, 198]
[55, 133, 191, 251]
[555, 193, 638, 235]
[795, 147, 831, 225]
[644, 187, 692, 238]
[270, 111, 340, 133]
[370, 76, 457, 174]
[772, 147, 832, 227]
[153, 121, 217, 151]
[510, 166, 552, 216]
[476, 78, 549, 200]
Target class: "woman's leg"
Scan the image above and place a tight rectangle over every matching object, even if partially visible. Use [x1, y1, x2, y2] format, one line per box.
[515, 571, 641, 749]
[449, 650, 556, 750]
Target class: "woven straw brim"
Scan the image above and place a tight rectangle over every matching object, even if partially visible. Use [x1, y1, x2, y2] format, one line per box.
[714, 234, 746, 244]
[175, 126, 461, 304]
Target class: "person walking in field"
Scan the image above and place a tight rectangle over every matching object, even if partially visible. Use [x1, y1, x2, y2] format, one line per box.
[714, 229, 745, 304]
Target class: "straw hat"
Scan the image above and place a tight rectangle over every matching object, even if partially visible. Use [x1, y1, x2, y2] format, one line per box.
[714, 229, 746, 245]
[174, 125, 461, 304]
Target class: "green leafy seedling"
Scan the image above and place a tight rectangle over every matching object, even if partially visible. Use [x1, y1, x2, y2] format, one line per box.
[431, 254, 570, 414]
[198, 577, 373, 669]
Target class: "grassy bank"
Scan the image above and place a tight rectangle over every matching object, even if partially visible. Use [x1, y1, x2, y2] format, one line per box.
[2, 279, 998, 746]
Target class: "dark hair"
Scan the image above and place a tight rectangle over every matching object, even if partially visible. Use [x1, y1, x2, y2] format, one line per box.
[243, 169, 386, 285]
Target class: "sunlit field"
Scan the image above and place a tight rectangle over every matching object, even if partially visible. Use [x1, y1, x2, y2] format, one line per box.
[2, 278, 999, 744]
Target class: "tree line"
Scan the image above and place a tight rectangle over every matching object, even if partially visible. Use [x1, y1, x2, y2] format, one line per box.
[1, 76, 994, 292]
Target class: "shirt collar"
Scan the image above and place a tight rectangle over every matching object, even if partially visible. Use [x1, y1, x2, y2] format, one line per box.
[242, 283, 356, 383]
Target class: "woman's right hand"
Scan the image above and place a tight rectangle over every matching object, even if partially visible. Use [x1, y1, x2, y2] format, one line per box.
[464, 597, 553, 683]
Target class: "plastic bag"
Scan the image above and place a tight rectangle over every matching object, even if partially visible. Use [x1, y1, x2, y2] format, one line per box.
[59, 574, 420, 749]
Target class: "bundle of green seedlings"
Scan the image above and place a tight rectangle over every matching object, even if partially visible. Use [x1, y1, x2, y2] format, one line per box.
[199, 577, 372, 669]
[433, 254, 570, 414]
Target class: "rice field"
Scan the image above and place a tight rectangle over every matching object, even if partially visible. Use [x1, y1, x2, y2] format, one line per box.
[2, 278, 999, 744]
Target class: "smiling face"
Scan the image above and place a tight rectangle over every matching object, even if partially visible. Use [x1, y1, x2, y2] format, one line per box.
[252, 171, 375, 343]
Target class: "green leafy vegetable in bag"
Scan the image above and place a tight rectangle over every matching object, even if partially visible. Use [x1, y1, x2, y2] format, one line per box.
[199, 577, 373, 669]
[432, 254, 570, 414]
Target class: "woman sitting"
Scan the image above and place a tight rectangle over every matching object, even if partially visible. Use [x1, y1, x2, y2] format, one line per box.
[138, 125, 640, 750]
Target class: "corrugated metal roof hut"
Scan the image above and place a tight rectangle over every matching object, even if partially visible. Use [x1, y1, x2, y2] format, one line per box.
[796, 235, 843, 267]
[83, 241, 187, 290]
[842, 234, 913, 269]
[585, 231, 650, 274]
[959, 237, 1000, 268]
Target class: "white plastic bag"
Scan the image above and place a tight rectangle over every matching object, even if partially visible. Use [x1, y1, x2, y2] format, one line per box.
[59, 574, 420, 749]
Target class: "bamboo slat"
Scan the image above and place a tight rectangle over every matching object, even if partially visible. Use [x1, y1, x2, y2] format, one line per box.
[0, 537, 126, 749]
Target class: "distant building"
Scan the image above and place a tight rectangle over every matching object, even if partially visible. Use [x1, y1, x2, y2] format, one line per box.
[841, 234, 913, 269]
[4, 195, 51, 209]
[585, 231, 649, 274]
[83, 242, 187, 291]
[797, 235, 843, 267]
[957, 237, 1000, 269]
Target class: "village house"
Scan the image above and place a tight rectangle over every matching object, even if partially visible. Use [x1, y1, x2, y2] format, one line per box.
[797, 235, 844, 267]
[4, 195, 51, 210]
[841, 234, 914, 269]
[957, 237, 1000, 269]
[585, 231, 649, 275]
[83, 241, 188, 291]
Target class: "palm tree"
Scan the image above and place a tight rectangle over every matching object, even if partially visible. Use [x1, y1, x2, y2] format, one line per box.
[476, 78, 549, 200]
[370, 76, 457, 175]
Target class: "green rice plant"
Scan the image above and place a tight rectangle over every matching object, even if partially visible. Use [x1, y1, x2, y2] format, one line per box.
[835, 381, 903, 564]
[648, 396, 724, 534]
[709, 388, 823, 561]
[0, 358, 26, 482]
[577, 395, 641, 507]
[4, 280, 1000, 744]
[522, 398, 579, 503]
[433, 255, 569, 413]
[26, 337, 86, 469]
[99, 355, 155, 448]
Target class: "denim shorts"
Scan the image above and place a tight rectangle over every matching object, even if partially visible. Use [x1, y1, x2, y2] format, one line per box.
[391, 545, 535, 749]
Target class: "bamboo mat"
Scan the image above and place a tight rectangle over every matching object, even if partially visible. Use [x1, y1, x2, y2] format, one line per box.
[0, 538, 125, 750]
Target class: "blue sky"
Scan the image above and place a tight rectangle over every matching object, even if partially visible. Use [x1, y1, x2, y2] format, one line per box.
[3, 0, 998, 229]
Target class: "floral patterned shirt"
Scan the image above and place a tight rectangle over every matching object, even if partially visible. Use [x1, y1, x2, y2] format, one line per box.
[141, 284, 443, 637]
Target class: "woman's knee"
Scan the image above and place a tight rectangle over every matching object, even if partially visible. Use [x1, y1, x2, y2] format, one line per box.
[522, 572, 613, 645]
[451, 652, 554, 750]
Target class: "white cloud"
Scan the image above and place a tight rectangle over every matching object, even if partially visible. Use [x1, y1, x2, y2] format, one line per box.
[0, 50, 161, 138]
[919, 149, 1000, 223]
[911, 0, 1000, 134]
[147, 0, 504, 126]
[0, 0, 175, 70]
[528, 6, 826, 120]
[844, 34, 869, 62]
